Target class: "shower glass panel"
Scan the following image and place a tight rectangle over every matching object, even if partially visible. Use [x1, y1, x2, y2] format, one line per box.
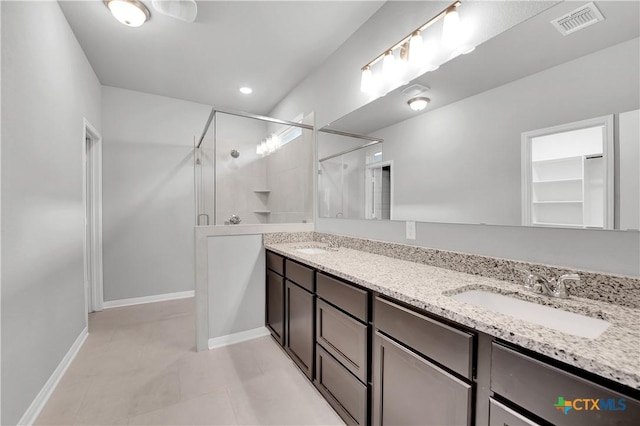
[195, 110, 214, 226]
[317, 130, 384, 220]
[195, 109, 314, 226]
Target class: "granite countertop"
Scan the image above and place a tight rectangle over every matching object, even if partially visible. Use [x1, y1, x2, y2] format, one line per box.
[265, 242, 640, 390]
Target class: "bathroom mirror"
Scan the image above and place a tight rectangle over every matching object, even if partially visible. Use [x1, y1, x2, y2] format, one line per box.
[317, 1, 639, 230]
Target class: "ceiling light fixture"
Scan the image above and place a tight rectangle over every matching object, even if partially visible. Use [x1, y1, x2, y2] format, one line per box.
[239, 87, 253, 95]
[408, 97, 430, 111]
[105, 0, 150, 27]
[360, 1, 474, 95]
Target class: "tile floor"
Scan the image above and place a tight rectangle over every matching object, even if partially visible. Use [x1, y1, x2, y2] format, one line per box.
[35, 298, 344, 425]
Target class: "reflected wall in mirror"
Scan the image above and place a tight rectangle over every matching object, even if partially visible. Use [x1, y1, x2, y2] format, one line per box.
[318, 1, 639, 230]
[318, 131, 386, 219]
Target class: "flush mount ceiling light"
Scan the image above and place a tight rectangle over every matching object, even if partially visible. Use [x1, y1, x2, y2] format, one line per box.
[105, 0, 150, 27]
[360, 0, 474, 95]
[239, 87, 253, 95]
[408, 97, 430, 111]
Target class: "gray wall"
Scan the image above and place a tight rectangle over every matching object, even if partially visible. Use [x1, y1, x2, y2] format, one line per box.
[101, 86, 210, 302]
[375, 38, 639, 225]
[1, 2, 101, 424]
[208, 234, 265, 338]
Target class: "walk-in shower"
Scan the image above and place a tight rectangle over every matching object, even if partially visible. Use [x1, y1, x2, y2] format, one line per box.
[195, 109, 315, 226]
[317, 128, 386, 220]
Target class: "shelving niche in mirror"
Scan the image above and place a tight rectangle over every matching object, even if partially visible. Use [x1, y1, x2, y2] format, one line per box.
[317, 1, 639, 231]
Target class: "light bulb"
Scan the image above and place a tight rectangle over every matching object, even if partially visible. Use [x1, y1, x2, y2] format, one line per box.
[360, 67, 374, 93]
[442, 7, 462, 47]
[382, 51, 396, 82]
[408, 97, 430, 112]
[408, 31, 424, 66]
[106, 0, 149, 27]
[266, 136, 276, 153]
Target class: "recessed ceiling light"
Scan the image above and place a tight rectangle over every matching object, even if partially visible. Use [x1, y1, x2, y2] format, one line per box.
[239, 87, 253, 95]
[105, 0, 150, 27]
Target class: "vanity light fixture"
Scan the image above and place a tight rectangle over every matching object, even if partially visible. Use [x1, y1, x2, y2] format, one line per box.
[256, 134, 281, 157]
[105, 0, 150, 27]
[408, 97, 430, 111]
[360, 0, 473, 94]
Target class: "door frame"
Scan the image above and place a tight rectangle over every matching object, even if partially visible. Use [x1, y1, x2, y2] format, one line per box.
[365, 160, 394, 220]
[83, 118, 104, 315]
[521, 114, 614, 228]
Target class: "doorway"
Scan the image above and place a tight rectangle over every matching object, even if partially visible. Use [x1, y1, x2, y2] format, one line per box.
[365, 160, 393, 220]
[83, 119, 104, 314]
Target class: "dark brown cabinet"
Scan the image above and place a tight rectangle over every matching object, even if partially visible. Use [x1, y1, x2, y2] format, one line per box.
[284, 259, 315, 380]
[373, 297, 474, 426]
[491, 342, 640, 426]
[316, 299, 368, 383]
[373, 331, 473, 426]
[265, 251, 285, 345]
[285, 280, 315, 379]
[316, 345, 368, 426]
[265, 250, 637, 426]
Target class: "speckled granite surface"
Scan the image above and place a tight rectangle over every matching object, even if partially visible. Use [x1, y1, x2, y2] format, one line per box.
[304, 232, 640, 309]
[265, 240, 640, 390]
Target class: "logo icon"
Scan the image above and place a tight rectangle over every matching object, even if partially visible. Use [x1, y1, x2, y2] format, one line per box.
[555, 397, 573, 414]
[554, 397, 627, 415]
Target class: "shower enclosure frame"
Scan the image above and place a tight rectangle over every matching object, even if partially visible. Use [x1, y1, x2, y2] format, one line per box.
[195, 108, 315, 227]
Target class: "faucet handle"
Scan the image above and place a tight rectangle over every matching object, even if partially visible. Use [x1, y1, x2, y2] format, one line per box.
[554, 274, 580, 298]
[514, 268, 533, 290]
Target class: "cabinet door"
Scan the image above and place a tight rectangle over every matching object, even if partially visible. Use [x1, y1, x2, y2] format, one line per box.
[286, 280, 314, 380]
[266, 270, 284, 345]
[373, 331, 472, 426]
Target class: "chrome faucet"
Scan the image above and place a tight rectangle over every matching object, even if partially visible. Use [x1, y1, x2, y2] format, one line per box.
[514, 268, 580, 299]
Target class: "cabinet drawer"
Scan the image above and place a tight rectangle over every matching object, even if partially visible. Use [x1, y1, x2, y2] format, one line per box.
[285, 259, 314, 292]
[491, 343, 640, 426]
[374, 296, 474, 379]
[315, 345, 368, 426]
[373, 331, 472, 426]
[266, 251, 284, 275]
[317, 272, 368, 322]
[317, 299, 368, 383]
[489, 398, 540, 426]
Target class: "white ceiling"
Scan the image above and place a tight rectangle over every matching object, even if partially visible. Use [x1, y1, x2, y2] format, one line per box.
[59, 0, 385, 114]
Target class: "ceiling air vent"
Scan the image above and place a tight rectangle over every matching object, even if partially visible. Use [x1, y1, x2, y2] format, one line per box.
[551, 2, 605, 36]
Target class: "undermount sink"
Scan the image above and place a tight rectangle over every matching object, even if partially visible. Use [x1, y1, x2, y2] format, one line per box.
[295, 247, 331, 255]
[451, 290, 611, 339]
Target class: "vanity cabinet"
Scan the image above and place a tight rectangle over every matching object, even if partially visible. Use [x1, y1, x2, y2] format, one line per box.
[264, 249, 639, 426]
[373, 296, 474, 426]
[265, 252, 285, 345]
[284, 259, 315, 380]
[490, 342, 640, 426]
[314, 272, 371, 426]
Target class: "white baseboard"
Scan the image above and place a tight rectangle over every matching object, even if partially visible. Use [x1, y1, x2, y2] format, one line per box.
[103, 290, 195, 309]
[208, 327, 270, 350]
[18, 327, 88, 426]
